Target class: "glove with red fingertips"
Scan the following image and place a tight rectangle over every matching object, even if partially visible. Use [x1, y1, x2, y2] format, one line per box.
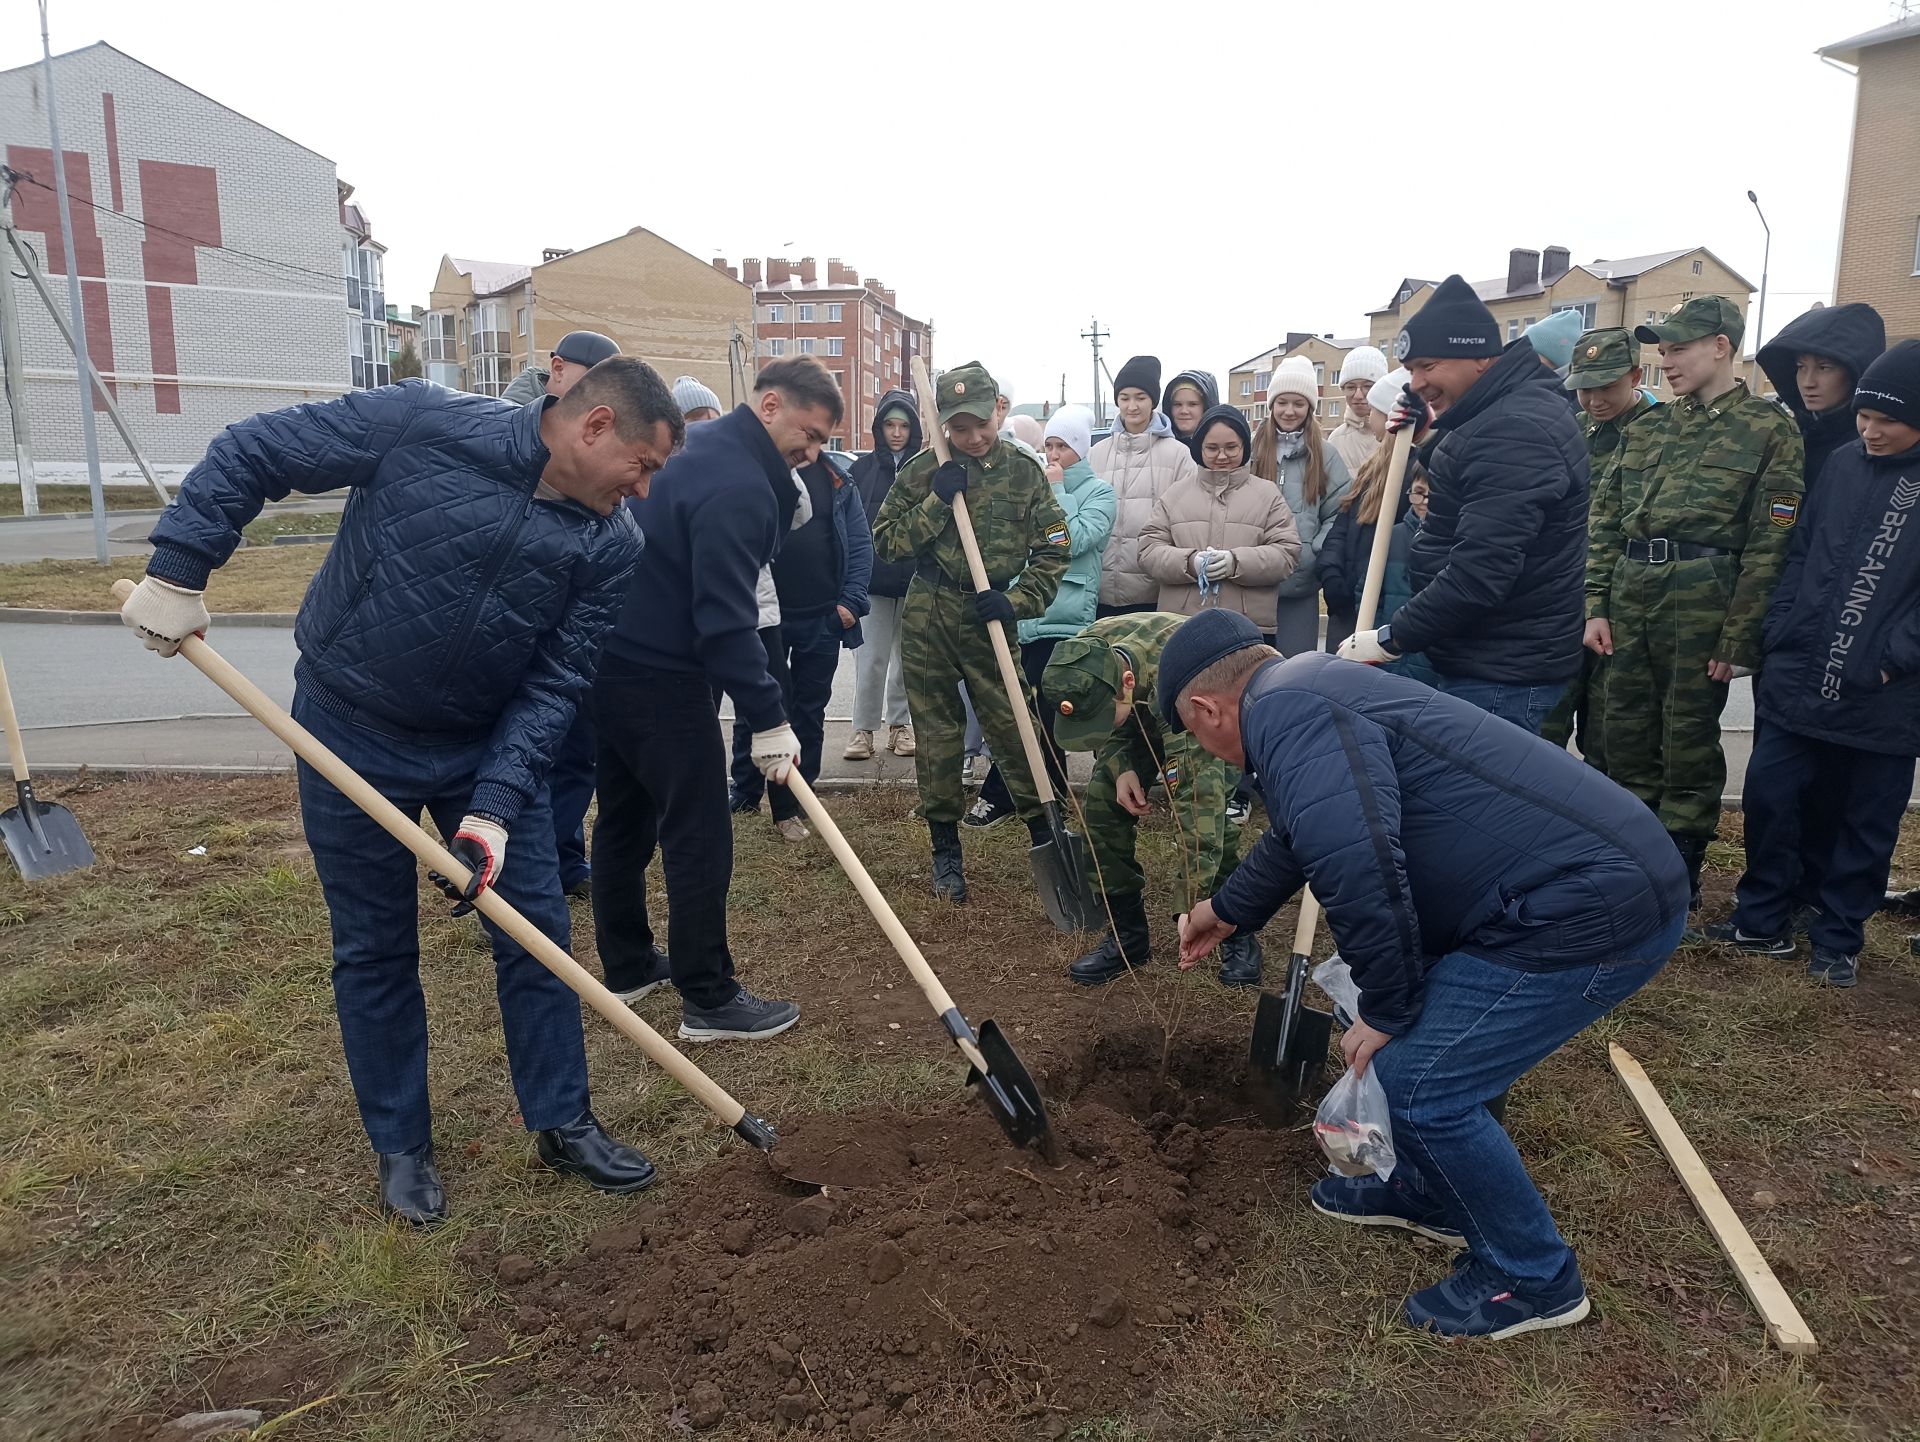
[428, 813, 508, 916]
[1335, 627, 1400, 666]
[1387, 382, 1432, 436]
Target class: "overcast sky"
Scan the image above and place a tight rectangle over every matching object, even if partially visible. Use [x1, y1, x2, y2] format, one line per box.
[4, 0, 1890, 407]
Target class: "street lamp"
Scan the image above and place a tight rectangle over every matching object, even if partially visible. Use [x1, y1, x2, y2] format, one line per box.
[1747, 190, 1770, 366]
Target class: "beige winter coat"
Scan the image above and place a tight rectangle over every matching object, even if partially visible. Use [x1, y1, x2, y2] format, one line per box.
[1090, 426, 1198, 607]
[1324, 416, 1379, 478]
[1137, 465, 1302, 631]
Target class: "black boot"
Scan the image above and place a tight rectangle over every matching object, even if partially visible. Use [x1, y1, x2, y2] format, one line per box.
[1668, 832, 1707, 941]
[1068, 891, 1151, 986]
[1216, 929, 1264, 988]
[377, 1140, 449, 1226]
[535, 1110, 658, 1195]
[929, 820, 967, 903]
[1881, 886, 1920, 918]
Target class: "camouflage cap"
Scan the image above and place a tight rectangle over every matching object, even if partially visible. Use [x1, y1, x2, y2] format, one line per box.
[936, 361, 999, 423]
[1564, 328, 1640, 390]
[1634, 295, 1745, 350]
[1041, 634, 1124, 751]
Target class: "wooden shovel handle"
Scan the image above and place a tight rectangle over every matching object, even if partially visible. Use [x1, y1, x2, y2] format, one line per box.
[0, 647, 29, 785]
[111, 581, 751, 1131]
[786, 773, 990, 1074]
[910, 357, 1059, 807]
[1292, 428, 1412, 965]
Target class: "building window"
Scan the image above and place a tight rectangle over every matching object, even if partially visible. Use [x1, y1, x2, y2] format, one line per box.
[1313, 363, 1325, 389]
[873, 313, 881, 333]
[1508, 319, 1520, 341]
[424, 312, 457, 363]
[1328, 399, 1342, 418]
[1645, 365, 1664, 388]
[868, 341, 879, 364]
[1912, 216, 1920, 274]
[1254, 370, 1269, 393]
[1691, 259, 1703, 275]
[830, 370, 844, 390]
[766, 337, 786, 357]
[516, 306, 529, 337]
[765, 303, 785, 324]
[1523, 316, 1537, 328]
[798, 303, 814, 322]
[1240, 378, 1251, 397]
[1551, 300, 1597, 328]
[828, 337, 844, 357]
[872, 374, 881, 395]
[827, 303, 843, 322]
[800, 338, 816, 355]
[1646, 309, 1657, 323]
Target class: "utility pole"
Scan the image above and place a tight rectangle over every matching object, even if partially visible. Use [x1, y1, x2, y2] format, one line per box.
[0, 178, 37, 515]
[39, 0, 109, 563]
[1080, 318, 1109, 427]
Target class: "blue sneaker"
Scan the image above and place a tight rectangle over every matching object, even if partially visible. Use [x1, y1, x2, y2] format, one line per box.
[1405, 1253, 1590, 1339]
[1806, 947, 1857, 988]
[1310, 1173, 1466, 1247]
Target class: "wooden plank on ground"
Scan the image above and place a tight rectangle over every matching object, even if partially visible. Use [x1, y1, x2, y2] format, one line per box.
[1608, 1042, 1817, 1356]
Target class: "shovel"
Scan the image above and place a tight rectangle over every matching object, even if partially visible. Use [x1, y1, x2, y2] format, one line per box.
[1246, 426, 1415, 1107]
[787, 773, 1053, 1158]
[910, 357, 1098, 934]
[111, 581, 777, 1151]
[0, 646, 94, 879]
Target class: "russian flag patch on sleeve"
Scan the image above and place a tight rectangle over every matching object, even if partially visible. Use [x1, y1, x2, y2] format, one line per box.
[1768, 495, 1799, 528]
[1046, 523, 1069, 546]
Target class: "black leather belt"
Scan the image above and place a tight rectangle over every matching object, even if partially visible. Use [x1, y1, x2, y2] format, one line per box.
[1625, 538, 1730, 563]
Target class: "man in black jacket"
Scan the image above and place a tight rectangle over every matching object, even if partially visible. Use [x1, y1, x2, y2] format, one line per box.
[590, 356, 843, 1040]
[120, 362, 681, 1223]
[1710, 342, 1920, 987]
[1338, 275, 1588, 733]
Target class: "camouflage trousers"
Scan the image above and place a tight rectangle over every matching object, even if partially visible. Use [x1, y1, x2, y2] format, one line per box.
[1083, 732, 1239, 915]
[1541, 648, 1610, 772]
[901, 581, 1045, 824]
[1596, 554, 1733, 837]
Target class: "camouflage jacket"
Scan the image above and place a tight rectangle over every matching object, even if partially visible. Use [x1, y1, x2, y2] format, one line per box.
[871, 439, 1070, 620]
[1586, 380, 1805, 666]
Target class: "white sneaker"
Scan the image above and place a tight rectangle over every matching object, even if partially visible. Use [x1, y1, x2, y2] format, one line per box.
[775, 816, 810, 843]
[889, 724, 916, 757]
[843, 729, 874, 761]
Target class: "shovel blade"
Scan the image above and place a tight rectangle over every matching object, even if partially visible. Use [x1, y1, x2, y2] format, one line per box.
[967, 1018, 1055, 1158]
[1, 792, 94, 880]
[1247, 955, 1335, 1106]
[1028, 804, 1101, 935]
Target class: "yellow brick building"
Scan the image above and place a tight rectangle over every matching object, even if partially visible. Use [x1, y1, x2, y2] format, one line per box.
[1822, 15, 1920, 344]
[1226, 333, 1372, 432]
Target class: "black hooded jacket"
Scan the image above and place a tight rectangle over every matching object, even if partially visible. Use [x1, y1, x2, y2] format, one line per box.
[848, 388, 924, 597]
[1391, 338, 1588, 684]
[1757, 303, 1886, 490]
[1162, 369, 1221, 443]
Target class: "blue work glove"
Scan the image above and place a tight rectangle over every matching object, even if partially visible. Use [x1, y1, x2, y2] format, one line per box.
[967, 589, 1017, 629]
[932, 461, 970, 505]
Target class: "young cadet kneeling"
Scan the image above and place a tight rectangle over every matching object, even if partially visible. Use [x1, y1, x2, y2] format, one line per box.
[1042, 613, 1259, 989]
[1165, 610, 1687, 1339]
[871, 361, 1070, 902]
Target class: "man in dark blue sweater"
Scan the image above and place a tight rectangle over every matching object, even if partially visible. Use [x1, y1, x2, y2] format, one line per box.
[591, 356, 844, 1040]
[1166, 611, 1686, 1339]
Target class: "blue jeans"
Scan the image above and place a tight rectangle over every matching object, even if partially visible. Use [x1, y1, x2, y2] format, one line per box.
[294, 689, 589, 1153]
[1370, 914, 1683, 1288]
[549, 707, 597, 889]
[1435, 675, 1568, 735]
[728, 612, 844, 822]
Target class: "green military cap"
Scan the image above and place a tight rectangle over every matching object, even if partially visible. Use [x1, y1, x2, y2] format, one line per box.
[936, 361, 999, 423]
[1564, 328, 1640, 390]
[1634, 295, 1745, 350]
[1041, 633, 1126, 751]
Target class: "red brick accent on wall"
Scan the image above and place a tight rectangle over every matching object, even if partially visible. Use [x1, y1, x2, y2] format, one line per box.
[137, 159, 222, 414]
[6, 144, 117, 405]
[102, 92, 123, 211]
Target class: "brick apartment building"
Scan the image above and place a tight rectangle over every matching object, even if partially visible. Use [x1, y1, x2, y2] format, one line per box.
[0, 43, 359, 464]
[340, 182, 389, 390]
[1368, 245, 1756, 400]
[424, 229, 753, 407]
[717, 256, 931, 450]
[1822, 14, 1920, 343]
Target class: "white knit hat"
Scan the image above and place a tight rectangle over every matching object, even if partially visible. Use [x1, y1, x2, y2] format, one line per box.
[673, 375, 723, 416]
[1043, 404, 1094, 463]
[1367, 366, 1410, 418]
[1268, 356, 1319, 402]
[1341, 346, 1389, 386]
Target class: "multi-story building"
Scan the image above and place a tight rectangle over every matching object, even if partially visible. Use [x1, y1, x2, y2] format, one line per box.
[385, 303, 422, 368]
[1822, 14, 1920, 343]
[424, 229, 752, 405]
[721, 256, 932, 451]
[1226, 333, 1370, 432]
[340, 182, 388, 390]
[0, 43, 359, 463]
[1367, 245, 1756, 399]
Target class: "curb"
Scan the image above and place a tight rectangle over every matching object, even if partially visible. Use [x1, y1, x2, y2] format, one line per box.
[0, 606, 296, 627]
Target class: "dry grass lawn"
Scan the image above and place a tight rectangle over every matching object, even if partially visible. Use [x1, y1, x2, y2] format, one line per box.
[0, 484, 167, 517]
[0, 547, 325, 613]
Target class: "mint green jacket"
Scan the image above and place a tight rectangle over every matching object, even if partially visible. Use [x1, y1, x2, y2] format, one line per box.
[1021, 461, 1117, 642]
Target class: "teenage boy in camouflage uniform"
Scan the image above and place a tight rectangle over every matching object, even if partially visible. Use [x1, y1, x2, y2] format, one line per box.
[1587, 297, 1804, 916]
[1044, 613, 1256, 988]
[1544, 328, 1661, 767]
[872, 361, 1069, 902]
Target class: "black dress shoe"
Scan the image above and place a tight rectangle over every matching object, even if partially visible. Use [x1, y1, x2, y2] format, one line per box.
[377, 1141, 449, 1226]
[1882, 887, 1920, 918]
[1216, 930, 1264, 988]
[535, 1110, 658, 1194]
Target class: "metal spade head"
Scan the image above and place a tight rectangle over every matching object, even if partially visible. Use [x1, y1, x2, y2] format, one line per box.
[1, 781, 94, 880]
[967, 1019, 1056, 1159]
[1248, 951, 1334, 1107]
[1029, 803, 1102, 935]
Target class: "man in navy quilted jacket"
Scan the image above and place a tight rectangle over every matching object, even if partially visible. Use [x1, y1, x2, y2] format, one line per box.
[119, 361, 682, 1225]
[1167, 610, 1686, 1340]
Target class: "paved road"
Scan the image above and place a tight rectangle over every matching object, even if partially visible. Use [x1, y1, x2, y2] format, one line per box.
[1, 617, 1846, 805]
